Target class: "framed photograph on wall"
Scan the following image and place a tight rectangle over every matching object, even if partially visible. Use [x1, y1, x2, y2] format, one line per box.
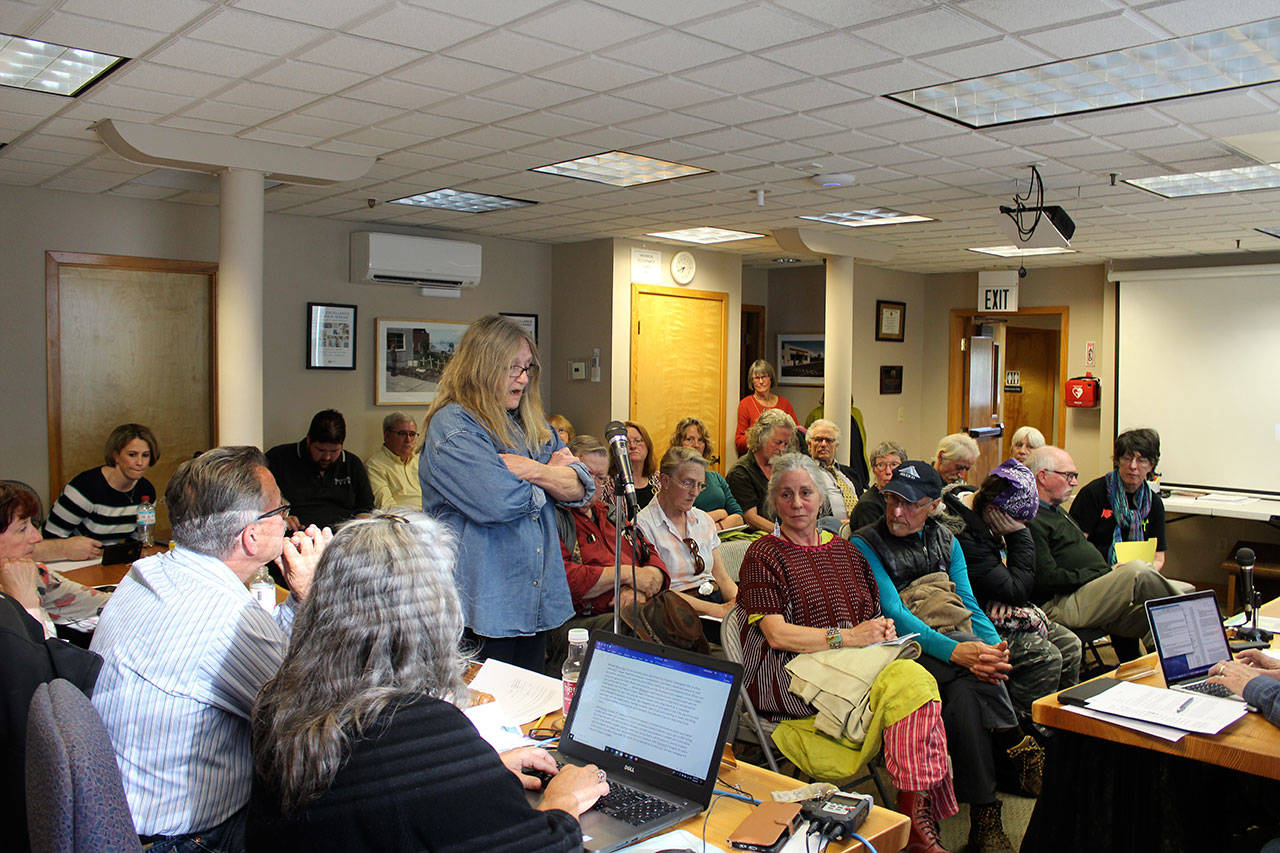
[500, 312, 538, 346]
[776, 332, 825, 386]
[875, 300, 906, 342]
[307, 302, 357, 370]
[375, 318, 469, 406]
[880, 365, 903, 395]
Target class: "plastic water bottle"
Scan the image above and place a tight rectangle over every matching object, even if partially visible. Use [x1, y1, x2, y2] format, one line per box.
[248, 565, 275, 612]
[561, 628, 590, 716]
[135, 497, 155, 546]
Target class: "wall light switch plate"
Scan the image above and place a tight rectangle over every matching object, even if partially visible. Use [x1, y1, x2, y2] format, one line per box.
[570, 360, 586, 380]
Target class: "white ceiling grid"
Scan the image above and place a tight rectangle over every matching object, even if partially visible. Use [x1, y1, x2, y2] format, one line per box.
[0, 0, 1278, 269]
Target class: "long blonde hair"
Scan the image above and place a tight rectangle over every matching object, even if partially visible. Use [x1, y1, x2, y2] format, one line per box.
[424, 314, 550, 453]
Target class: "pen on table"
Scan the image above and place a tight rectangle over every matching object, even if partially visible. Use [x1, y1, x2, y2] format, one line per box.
[1176, 697, 1193, 713]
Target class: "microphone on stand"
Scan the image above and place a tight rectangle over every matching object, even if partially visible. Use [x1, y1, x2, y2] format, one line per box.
[604, 421, 639, 523]
[1236, 547, 1272, 642]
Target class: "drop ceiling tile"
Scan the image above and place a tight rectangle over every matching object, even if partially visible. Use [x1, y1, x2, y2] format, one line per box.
[958, 0, 1119, 32]
[313, 139, 386, 157]
[89, 84, 191, 114]
[601, 30, 738, 74]
[552, 94, 661, 124]
[297, 34, 421, 75]
[253, 61, 367, 94]
[301, 97, 405, 126]
[54, 105, 161, 128]
[214, 81, 316, 112]
[678, 125, 777, 153]
[380, 112, 478, 138]
[261, 113, 358, 139]
[32, 12, 167, 55]
[61, 0, 210, 31]
[1019, 12, 1166, 59]
[1154, 90, 1276, 124]
[987, 121, 1088, 145]
[0, 159, 66, 179]
[479, 76, 592, 110]
[498, 110, 595, 138]
[0, 140, 82, 165]
[683, 96, 789, 126]
[619, 111, 720, 139]
[409, 137, 500, 161]
[1139, 140, 1245, 164]
[681, 5, 827, 51]
[735, 140, 826, 163]
[753, 79, 863, 112]
[679, 55, 807, 95]
[349, 4, 488, 50]
[114, 62, 232, 99]
[1130, 0, 1279, 36]
[830, 59, 946, 94]
[187, 8, 325, 55]
[109, 183, 185, 199]
[445, 30, 579, 73]
[344, 78, 451, 110]
[911, 132, 1008, 157]
[390, 55, 515, 92]
[425, 96, 524, 123]
[448, 125, 542, 151]
[628, 139, 719, 163]
[147, 39, 276, 77]
[807, 98, 915, 130]
[533, 55, 658, 91]
[760, 32, 896, 76]
[743, 113, 846, 142]
[561, 126, 660, 150]
[233, 0, 386, 29]
[179, 100, 278, 126]
[158, 115, 244, 135]
[857, 7, 1001, 56]
[1196, 113, 1280, 139]
[405, 0, 554, 26]
[919, 37, 1053, 80]
[0, 86, 66, 117]
[0, 2, 43, 33]
[511, 1, 660, 51]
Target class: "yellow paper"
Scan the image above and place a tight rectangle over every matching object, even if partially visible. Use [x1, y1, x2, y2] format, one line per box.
[1114, 538, 1158, 564]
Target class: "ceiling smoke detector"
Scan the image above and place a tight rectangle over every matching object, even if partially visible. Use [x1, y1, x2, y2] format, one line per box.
[811, 173, 855, 188]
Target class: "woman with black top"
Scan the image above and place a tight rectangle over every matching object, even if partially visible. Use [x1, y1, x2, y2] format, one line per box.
[248, 511, 608, 852]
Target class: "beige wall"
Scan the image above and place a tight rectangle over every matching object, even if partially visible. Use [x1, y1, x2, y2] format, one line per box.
[548, 239, 614, 436]
[0, 185, 553, 506]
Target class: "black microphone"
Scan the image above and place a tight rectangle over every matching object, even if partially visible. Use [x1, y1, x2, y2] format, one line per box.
[604, 421, 639, 522]
[1238, 546, 1257, 630]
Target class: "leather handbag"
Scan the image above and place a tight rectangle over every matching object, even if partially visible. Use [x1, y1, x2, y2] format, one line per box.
[619, 590, 710, 655]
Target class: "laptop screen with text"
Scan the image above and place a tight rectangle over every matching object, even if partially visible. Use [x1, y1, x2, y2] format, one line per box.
[1148, 592, 1230, 683]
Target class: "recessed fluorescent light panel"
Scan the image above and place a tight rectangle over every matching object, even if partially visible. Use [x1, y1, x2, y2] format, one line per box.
[646, 227, 765, 244]
[389, 188, 535, 213]
[967, 246, 1077, 258]
[799, 208, 934, 227]
[888, 18, 1280, 127]
[1124, 163, 1280, 197]
[0, 34, 124, 97]
[532, 150, 710, 187]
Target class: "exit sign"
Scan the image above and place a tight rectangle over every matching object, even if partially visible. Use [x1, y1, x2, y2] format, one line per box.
[977, 271, 1019, 312]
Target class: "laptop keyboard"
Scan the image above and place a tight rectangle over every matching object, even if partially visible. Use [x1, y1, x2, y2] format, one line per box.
[1185, 680, 1235, 698]
[593, 780, 679, 826]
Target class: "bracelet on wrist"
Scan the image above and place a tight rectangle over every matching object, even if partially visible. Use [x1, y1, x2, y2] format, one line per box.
[826, 626, 844, 649]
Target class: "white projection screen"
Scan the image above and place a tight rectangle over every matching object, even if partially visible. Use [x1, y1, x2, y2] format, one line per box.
[1115, 265, 1280, 496]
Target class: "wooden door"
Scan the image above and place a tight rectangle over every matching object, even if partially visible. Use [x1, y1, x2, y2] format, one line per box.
[47, 253, 217, 540]
[963, 325, 1003, 483]
[1002, 326, 1059, 457]
[739, 304, 765, 399]
[631, 285, 728, 471]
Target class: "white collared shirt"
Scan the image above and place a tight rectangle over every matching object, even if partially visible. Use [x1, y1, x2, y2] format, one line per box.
[636, 501, 719, 591]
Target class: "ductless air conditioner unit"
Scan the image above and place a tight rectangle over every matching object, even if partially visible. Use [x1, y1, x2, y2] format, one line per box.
[350, 231, 482, 297]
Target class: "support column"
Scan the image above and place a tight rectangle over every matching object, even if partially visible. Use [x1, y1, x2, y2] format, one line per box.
[824, 256, 855, 466]
[217, 168, 264, 446]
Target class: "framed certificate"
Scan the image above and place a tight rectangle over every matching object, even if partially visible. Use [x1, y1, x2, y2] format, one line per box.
[875, 300, 905, 342]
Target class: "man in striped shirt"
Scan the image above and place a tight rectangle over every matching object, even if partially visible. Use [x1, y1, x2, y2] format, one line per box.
[91, 446, 325, 853]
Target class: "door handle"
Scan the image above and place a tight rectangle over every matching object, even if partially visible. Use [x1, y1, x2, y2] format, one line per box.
[967, 424, 1004, 438]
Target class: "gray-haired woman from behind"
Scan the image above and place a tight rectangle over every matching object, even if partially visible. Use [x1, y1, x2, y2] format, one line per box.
[246, 511, 608, 852]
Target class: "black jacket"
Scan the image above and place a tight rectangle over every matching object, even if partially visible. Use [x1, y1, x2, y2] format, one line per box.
[944, 488, 1038, 607]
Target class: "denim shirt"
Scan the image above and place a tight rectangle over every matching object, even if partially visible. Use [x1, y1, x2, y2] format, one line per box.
[421, 403, 594, 638]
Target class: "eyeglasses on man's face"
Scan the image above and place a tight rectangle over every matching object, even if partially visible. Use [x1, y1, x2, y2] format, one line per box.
[254, 503, 291, 522]
[1052, 469, 1079, 483]
[391, 429, 417, 439]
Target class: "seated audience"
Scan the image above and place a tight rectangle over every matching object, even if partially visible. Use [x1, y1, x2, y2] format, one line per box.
[617, 420, 658, 509]
[852, 460, 1037, 852]
[92, 446, 323, 851]
[636, 447, 737, 618]
[737, 453, 955, 853]
[0, 481, 109, 636]
[364, 411, 422, 510]
[806, 418, 862, 525]
[45, 422, 160, 543]
[849, 440, 907, 530]
[1026, 446, 1181, 661]
[248, 512, 606, 851]
[934, 433, 980, 485]
[551, 435, 668, 671]
[1208, 650, 1280, 726]
[267, 409, 374, 530]
[548, 413, 575, 445]
[735, 359, 797, 455]
[940, 462, 1082, 730]
[727, 409, 795, 532]
[1069, 428, 1191, 592]
[1009, 426, 1045, 464]
[0, 529, 102, 849]
[669, 417, 744, 530]
[803, 396, 871, 492]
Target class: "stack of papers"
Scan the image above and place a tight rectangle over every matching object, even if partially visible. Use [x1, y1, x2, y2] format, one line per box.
[1080, 681, 1247, 734]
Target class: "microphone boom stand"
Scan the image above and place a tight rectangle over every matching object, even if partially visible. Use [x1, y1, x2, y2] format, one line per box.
[610, 490, 642, 636]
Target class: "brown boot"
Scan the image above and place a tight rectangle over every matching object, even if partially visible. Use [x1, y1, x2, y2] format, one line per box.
[1005, 734, 1044, 797]
[897, 790, 949, 853]
[965, 801, 1014, 853]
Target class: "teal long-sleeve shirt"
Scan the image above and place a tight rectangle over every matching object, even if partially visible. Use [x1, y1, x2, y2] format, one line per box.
[851, 533, 1001, 662]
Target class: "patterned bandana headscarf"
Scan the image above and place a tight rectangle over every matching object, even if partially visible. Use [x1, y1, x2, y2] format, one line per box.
[988, 458, 1039, 522]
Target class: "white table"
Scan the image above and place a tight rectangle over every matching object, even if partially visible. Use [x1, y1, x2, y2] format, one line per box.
[1162, 492, 1280, 523]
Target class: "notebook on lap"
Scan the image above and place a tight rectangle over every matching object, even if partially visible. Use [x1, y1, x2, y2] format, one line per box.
[1146, 590, 1245, 702]
[538, 631, 742, 852]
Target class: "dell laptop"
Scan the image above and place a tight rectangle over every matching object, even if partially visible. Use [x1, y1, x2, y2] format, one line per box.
[537, 631, 742, 852]
[1146, 590, 1245, 702]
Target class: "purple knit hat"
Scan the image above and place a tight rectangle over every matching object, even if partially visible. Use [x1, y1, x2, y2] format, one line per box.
[988, 458, 1039, 521]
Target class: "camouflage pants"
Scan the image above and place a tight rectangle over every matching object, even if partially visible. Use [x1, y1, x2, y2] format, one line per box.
[1005, 621, 1082, 722]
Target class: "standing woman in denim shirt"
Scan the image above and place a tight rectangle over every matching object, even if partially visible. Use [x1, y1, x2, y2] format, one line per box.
[421, 314, 594, 671]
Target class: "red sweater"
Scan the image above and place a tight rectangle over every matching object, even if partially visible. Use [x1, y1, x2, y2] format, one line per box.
[560, 503, 668, 615]
[735, 395, 797, 455]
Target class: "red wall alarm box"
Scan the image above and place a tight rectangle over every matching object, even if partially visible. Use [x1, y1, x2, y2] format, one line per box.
[1065, 373, 1101, 408]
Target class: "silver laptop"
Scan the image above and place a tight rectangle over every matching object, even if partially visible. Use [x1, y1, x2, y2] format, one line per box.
[535, 631, 742, 852]
[1146, 590, 1245, 702]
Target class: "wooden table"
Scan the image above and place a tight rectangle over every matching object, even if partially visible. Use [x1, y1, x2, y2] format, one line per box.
[676, 756, 908, 852]
[61, 552, 290, 604]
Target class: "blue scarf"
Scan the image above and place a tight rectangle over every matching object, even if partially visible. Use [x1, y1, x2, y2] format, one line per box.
[1105, 469, 1151, 563]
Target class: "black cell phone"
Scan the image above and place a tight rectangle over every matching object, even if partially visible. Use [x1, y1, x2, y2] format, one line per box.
[101, 539, 142, 565]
